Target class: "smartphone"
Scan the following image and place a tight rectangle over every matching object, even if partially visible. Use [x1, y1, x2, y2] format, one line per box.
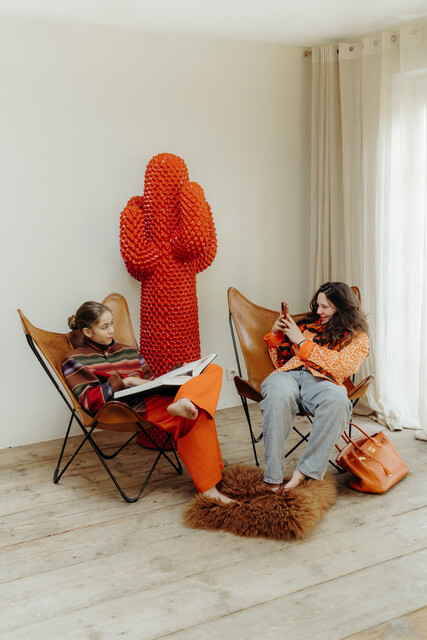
[281, 302, 289, 320]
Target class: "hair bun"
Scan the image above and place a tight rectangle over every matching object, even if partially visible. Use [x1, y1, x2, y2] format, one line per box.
[67, 314, 77, 331]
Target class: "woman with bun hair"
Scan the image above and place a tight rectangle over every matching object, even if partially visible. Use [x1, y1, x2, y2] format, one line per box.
[261, 282, 369, 489]
[63, 301, 234, 505]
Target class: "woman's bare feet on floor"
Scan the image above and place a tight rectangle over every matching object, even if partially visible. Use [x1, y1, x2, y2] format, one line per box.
[202, 486, 237, 505]
[284, 469, 307, 489]
[167, 398, 198, 420]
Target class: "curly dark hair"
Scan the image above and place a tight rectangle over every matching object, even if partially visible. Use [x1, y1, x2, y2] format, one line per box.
[303, 282, 369, 347]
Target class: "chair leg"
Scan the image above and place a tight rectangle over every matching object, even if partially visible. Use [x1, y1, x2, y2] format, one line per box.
[239, 396, 263, 467]
[126, 432, 183, 503]
[135, 426, 183, 476]
[330, 458, 346, 473]
[93, 426, 182, 473]
[53, 413, 74, 483]
[54, 418, 183, 503]
[285, 425, 309, 458]
[55, 422, 137, 501]
[348, 398, 363, 439]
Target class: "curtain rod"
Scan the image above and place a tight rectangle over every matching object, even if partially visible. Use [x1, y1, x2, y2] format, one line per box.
[303, 49, 340, 57]
[304, 34, 399, 57]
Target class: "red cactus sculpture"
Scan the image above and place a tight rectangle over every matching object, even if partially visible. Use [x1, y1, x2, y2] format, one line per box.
[120, 153, 217, 377]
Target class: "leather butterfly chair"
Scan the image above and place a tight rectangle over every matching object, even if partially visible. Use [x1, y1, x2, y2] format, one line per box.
[17, 293, 183, 503]
[227, 287, 373, 467]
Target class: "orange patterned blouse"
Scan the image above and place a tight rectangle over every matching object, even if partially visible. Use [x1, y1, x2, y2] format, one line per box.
[264, 324, 369, 386]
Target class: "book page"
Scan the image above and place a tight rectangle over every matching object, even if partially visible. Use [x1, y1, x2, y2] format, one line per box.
[193, 353, 217, 377]
[113, 354, 216, 400]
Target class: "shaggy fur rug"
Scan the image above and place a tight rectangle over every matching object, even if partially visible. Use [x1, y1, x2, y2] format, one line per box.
[183, 464, 337, 540]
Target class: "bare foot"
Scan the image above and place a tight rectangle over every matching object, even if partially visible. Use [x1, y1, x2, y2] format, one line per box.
[264, 482, 282, 492]
[284, 469, 306, 489]
[167, 398, 198, 420]
[202, 486, 237, 505]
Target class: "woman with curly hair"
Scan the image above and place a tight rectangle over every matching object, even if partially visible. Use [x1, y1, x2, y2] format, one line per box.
[261, 282, 369, 489]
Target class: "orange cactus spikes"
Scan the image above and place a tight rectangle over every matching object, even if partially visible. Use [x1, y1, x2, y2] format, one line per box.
[119, 153, 217, 377]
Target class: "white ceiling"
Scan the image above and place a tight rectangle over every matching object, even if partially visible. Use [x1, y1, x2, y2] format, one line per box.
[1, 0, 427, 47]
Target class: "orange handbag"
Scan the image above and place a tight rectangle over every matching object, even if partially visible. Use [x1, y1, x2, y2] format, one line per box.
[335, 422, 409, 493]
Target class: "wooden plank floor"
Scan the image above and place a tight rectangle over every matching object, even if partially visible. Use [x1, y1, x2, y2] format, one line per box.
[1, 405, 426, 639]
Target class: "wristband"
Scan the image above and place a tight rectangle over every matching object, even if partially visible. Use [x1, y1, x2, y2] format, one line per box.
[298, 339, 306, 347]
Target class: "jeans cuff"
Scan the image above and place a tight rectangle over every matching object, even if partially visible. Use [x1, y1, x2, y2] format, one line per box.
[296, 466, 322, 481]
[263, 476, 283, 485]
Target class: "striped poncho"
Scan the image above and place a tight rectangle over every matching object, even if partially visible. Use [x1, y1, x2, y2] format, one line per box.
[62, 337, 154, 414]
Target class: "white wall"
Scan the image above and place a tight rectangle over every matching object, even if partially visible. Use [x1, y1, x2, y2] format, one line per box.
[0, 16, 311, 448]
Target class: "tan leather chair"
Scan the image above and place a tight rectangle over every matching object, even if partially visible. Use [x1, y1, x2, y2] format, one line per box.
[18, 293, 183, 502]
[104, 292, 138, 350]
[227, 287, 373, 467]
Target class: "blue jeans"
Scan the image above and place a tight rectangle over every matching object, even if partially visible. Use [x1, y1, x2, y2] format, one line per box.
[260, 369, 352, 482]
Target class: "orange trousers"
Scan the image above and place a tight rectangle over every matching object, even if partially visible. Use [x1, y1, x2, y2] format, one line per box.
[142, 364, 224, 493]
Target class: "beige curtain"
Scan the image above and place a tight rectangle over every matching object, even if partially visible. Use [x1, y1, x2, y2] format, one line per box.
[311, 25, 427, 433]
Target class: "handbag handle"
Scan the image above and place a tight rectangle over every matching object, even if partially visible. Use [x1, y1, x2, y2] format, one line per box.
[348, 422, 380, 444]
[336, 423, 392, 476]
[336, 422, 382, 451]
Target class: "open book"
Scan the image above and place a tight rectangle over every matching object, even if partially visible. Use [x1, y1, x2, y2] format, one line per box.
[114, 353, 217, 400]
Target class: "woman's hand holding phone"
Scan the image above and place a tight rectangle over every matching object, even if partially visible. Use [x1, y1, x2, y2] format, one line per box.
[283, 315, 305, 345]
[272, 302, 305, 345]
[272, 301, 289, 334]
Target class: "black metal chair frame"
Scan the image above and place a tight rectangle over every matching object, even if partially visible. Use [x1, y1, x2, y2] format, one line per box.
[24, 332, 183, 503]
[229, 310, 361, 471]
